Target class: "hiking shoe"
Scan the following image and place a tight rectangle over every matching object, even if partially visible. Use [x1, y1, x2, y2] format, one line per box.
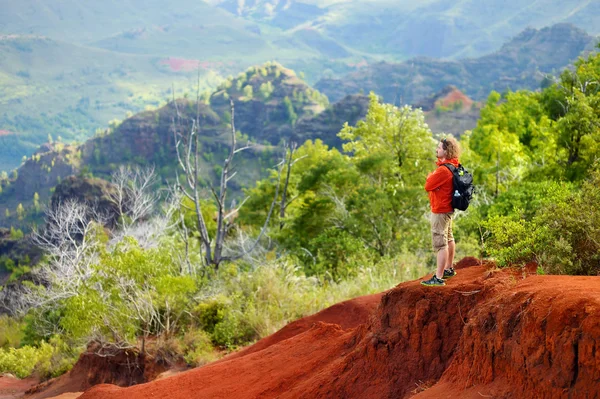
[443, 267, 457, 279]
[420, 275, 446, 287]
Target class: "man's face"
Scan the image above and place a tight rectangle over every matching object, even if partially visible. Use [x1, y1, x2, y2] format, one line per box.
[436, 141, 447, 159]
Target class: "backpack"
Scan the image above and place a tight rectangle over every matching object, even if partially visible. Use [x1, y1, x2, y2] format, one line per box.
[442, 163, 474, 211]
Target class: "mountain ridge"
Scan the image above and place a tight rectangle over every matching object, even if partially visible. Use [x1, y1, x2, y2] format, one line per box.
[315, 23, 597, 105]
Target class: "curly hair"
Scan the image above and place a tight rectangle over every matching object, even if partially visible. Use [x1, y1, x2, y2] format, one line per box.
[441, 136, 461, 159]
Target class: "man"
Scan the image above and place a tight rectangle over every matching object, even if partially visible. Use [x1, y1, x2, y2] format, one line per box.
[421, 137, 459, 287]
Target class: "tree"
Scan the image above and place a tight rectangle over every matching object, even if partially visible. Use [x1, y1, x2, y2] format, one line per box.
[16, 204, 24, 221]
[19, 200, 107, 320]
[172, 99, 281, 269]
[109, 166, 159, 232]
[258, 81, 274, 100]
[242, 85, 253, 99]
[338, 92, 433, 189]
[283, 97, 297, 126]
[33, 193, 40, 213]
[467, 91, 534, 194]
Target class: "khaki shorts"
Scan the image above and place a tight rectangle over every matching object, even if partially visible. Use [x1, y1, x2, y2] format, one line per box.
[431, 212, 454, 252]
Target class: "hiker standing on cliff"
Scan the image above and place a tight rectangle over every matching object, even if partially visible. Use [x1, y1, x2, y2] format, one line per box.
[421, 137, 460, 287]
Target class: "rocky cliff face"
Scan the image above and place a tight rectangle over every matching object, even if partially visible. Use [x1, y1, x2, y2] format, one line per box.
[11, 143, 80, 202]
[293, 93, 370, 148]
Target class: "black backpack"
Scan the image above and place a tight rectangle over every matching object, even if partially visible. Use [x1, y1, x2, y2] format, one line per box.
[443, 163, 474, 211]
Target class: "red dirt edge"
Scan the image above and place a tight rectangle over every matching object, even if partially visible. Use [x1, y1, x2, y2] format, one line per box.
[61, 258, 600, 398]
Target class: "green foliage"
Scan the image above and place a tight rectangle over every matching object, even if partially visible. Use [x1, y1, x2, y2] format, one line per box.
[0, 345, 40, 378]
[483, 171, 600, 274]
[1, 254, 32, 283]
[193, 252, 428, 349]
[339, 92, 433, 189]
[283, 96, 297, 126]
[16, 203, 25, 221]
[469, 51, 600, 193]
[9, 227, 24, 240]
[258, 81, 274, 100]
[0, 336, 77, 379]
[241, 96, 434, 274]
[180, 329, 217, 366]
[242, 84, 254, 99]
[0, 316, 25, 349]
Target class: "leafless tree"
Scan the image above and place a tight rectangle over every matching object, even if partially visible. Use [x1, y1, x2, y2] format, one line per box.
[110, 165, 159, 231]
[12, 199, 107, 325]
[278, 142, 307, 230]
[172, 97, 283, 269]
[30, 200, 106, 301]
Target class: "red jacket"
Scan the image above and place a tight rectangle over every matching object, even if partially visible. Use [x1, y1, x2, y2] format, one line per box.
[425, 158, 459, 213]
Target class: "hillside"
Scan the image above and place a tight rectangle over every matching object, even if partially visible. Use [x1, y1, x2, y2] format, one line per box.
[416, 86, 481, 138]
[0, 34, 227, 172]
[3, 0, 599, 61]
[315, 23, 597, 104]
[0, 63, 369, 229]
[2, 0, 599, 173]
[208, 0, 600, 58]
[68, 258, 600, 398]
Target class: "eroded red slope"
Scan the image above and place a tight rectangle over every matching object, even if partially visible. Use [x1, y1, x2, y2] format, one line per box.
[79, 258, 600, 399]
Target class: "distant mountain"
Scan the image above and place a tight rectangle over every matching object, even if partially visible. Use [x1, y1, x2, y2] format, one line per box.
[210, 0, 600, 59]
[315, 24, 597, 105]
[0, 63, 369, 229]
[3, 0, 599, 61]
[2, 0, 599, 174]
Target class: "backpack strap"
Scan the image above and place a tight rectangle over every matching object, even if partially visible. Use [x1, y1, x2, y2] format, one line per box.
[442, 163, 456, 173]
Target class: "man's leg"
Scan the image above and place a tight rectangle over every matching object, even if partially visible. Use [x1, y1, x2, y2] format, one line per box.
[445, 240, 455, 270]
[436, 247, 448, 279]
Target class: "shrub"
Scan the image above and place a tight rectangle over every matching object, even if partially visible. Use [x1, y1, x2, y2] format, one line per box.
[0, 316, 25, 349]
[0, 336, 77, 379]
[483, 171, 600, 275]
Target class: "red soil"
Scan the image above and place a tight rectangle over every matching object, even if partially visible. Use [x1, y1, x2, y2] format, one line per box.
[25, 349, 168, 399]
[222, 292, 383, 362]
[0, 375, 38, 399]
[435, 88, 474, 110]
[159, 58, 227, 72]
[73, 258, 600, 398]
[0, 130, 14, 137]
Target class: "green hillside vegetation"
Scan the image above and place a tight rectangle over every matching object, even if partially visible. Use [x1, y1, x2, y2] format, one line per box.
[316, 24, 597, 104]
[3, 0, 598, 173]
[0, 35, 227, 172]
[0, 0, 250, 44]
[0, 47, 599, 380]
[0, 63, 369, 229]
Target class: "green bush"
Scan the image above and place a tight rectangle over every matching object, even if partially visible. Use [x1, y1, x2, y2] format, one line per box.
[180, 329, 216, 366]
[194, 252, 429, 349]
[194, 300, 226, 334]
[0, 316, 25, 349]
[0, 336, 77, 379]
[483, 171, 600, 274]
[0, 345, 39, 377]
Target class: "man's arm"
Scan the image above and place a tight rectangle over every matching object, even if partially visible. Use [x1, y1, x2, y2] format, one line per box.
[424, 167, 451, 192]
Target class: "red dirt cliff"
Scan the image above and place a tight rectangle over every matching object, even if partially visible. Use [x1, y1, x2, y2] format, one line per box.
[77, 258, 600, 398]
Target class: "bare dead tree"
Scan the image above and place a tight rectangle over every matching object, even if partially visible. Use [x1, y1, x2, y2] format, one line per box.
[15, 199, 107, 321]
[278, 142, 307, 230]
[172, 97, 283, 269]
[110, 165, 159, 231]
